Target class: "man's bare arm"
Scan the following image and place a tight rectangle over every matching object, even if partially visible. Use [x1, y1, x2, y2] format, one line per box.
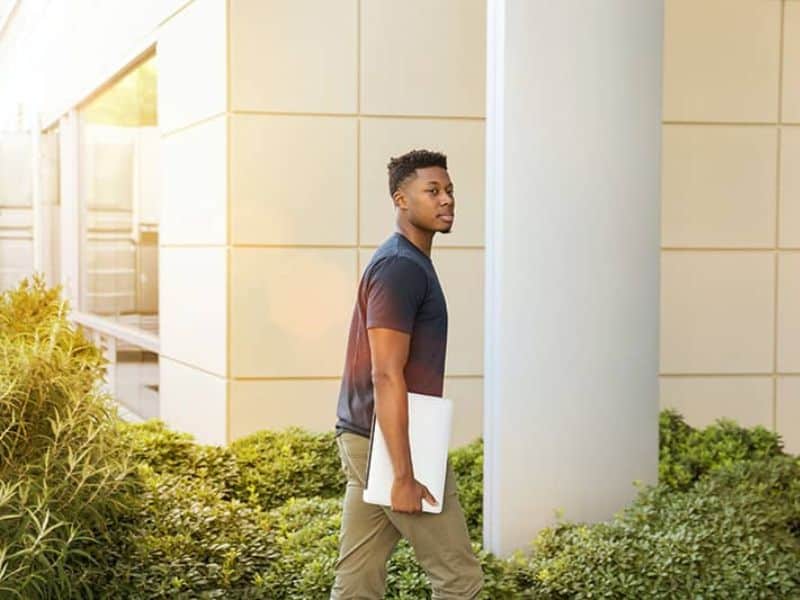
[367, 327, 437, 513]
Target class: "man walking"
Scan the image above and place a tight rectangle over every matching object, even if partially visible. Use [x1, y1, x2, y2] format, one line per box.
[331, 149, 484, 599]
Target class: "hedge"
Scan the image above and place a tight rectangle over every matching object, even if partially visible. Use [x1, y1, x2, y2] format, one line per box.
[3, 275, 799, 598]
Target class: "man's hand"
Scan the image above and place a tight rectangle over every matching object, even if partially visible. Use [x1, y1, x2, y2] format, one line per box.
[391, 476, 438, 514]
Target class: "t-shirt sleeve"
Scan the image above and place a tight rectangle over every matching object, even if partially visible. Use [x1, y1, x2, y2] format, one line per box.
[365, 256, 428, 334]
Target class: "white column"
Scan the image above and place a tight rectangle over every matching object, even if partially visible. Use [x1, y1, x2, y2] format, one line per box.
[58, 110, 81, 309]
[484, 0, 664, 556]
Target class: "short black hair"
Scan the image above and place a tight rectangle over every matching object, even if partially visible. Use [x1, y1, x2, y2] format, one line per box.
[387, 149, 448, 197]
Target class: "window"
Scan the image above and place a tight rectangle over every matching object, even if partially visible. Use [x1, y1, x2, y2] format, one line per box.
[77, 53, 159, 335]
[71, 53, 160, 420]
[0, 130, 33, 291]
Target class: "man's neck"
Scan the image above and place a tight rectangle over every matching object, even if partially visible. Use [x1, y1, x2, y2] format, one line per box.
[395, 225, 434, 258]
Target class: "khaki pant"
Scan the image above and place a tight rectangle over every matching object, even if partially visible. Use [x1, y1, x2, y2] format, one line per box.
[330, 432, 483, 600]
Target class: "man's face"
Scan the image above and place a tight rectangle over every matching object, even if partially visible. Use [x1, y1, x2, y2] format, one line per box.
[394, 166, 455, 234]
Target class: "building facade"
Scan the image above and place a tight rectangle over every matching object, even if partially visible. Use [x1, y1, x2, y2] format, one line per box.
[1, 0, 798, 555]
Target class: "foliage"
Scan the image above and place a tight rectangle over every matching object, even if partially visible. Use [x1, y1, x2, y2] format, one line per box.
[6, 274, 800, 598]
[659, 408, 785, 491]
[449, 437, 484, 540]
[0, 274, 135, 598]
[519, 455, 800, 598]
[230, 428, 345, 510]
[99, 467, 275, 599]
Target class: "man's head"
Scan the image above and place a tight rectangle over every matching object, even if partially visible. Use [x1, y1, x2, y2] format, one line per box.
[387, 149, 455, 235]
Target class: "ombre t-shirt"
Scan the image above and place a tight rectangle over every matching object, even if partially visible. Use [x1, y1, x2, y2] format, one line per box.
[335, 232, 448, 438]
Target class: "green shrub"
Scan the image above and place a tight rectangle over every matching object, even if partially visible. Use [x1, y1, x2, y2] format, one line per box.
[107, 415, 796, 599]
[253, 497, 341, 598]
[7, 275, 797, 598]
[519, 455, 800, 599]
[118, 419, 241, 496]
[449, 438, 484, 540]
[230, 428, 345, 510]
[0, 275, 135, 598]
[659, 409, 785, 491]
[101, 467, 276, 599]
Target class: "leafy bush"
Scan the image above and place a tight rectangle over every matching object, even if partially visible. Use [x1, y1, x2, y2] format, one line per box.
[230, 428, 345, 510]
[118, 420, 241, 496]
[8, 275, 799, 598]
[107, 411, 798, 599]
[99, 424, 347, 598]
[518, 455, 800, 598]
[253, 497, 341, 598]
[101, 467, 276, 599]
[0, 275, 135, 598]
[659, 409, 785, 491]
[449, 438, 484, 540]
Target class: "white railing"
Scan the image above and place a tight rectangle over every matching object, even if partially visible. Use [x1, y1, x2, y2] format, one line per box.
[69, 310, 160, 353]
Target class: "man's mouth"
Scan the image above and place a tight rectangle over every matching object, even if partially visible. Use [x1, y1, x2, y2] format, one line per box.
[438, 215, 454, 223]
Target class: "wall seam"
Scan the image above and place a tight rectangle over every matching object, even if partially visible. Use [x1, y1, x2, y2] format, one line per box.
[228, 109, 484, 121]
[356, 0, 362, 283]
[225, 0, 232, 445]
[228, 373, 486, 382]
[161, 110, 227, 138]
[773, 0, 786, 433]
[661, 247, 783, 252]
[160, 243, 487, 249]
[661, 120, 778, 127]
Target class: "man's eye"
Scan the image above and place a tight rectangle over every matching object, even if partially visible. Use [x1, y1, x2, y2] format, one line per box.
[428, 189, 438, 194]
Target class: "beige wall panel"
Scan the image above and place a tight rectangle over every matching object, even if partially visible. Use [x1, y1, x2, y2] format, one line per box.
[442, 377, 483, 449]
[229, 0, 357, 114]
[433, 248, 484, 376]
[230, 115, 357, 245]
[159, 355, 228, 446]
[228, 378, 341, 440]
[230, 248, 357, 378]
[780, 128, 800, 247]
[157, 0, 227, 134]
[662, 0, 781, 122]
[357, 247, 374, 278]
[777, 252, 800, 372]
[159, 247, 228, 376]
[776, 376, 800, 454]
[161, 115, 227, 245]
[361, 0, 485, 117]
[661, 252, 774, 373]
[357, 246, 484, 377]
[783, 3, 800, 124]
[659, 376, 773, 429]
[360, 118, 485, 246]
[229, 376, 484, 448]
[661, 125, 777, 247]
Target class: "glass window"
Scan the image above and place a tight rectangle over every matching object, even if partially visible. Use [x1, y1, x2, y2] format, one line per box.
[74, 53, 160, 420]
[77, 54, 159, 336]
[0, 130, 34, 291]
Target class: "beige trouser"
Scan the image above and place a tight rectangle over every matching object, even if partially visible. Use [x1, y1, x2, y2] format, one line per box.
[330, 432, 484, 600]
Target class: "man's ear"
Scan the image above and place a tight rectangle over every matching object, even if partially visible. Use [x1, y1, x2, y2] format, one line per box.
[392, 189, 408, 210]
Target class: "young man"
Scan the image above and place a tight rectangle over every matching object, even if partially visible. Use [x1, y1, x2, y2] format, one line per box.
[331, 149, 483, 599]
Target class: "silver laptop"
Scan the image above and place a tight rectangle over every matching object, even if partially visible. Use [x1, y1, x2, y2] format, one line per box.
[363, 392, 454, 514]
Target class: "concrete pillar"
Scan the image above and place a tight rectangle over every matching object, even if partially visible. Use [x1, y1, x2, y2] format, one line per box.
[484, 0, 664, 556]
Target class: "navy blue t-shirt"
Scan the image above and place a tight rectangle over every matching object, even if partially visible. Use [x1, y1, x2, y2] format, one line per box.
[335, 232, 448, 438]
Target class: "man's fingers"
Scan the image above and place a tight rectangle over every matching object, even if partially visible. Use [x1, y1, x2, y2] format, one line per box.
[422, 485, 438, 506]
